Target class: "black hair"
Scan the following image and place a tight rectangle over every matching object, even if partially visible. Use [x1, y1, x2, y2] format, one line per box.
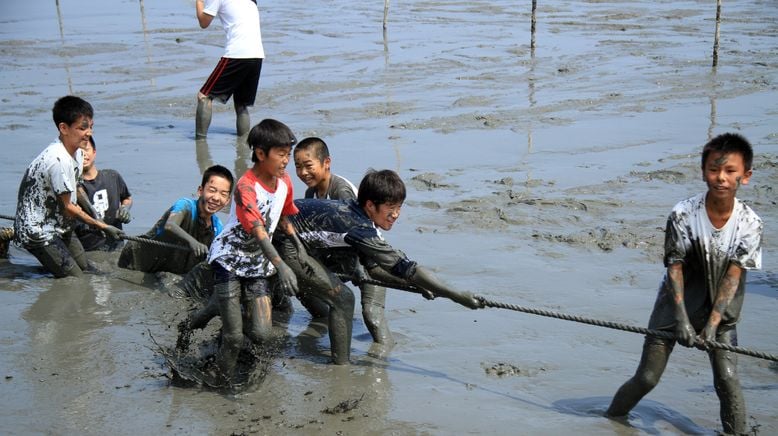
[52, 95, 93, 127]
[294, 137, 330, 163]
[701, 132, 754, 171]
[201, 164, 235, 192]
[247, 119, 297, 163]
[88, 136, 96, 150]
[357, 169, 406, 208]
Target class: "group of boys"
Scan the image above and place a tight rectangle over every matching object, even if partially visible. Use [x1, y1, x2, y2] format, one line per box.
[8, 78, 763, 434]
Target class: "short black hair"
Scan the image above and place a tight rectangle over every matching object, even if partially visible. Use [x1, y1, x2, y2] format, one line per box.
[88, 136, 96, 150]
[702, 132, 754, 171]
[52, 95, 93, 127]
[294, 137, 330, 162]
[357, 169, 406, 208]
[248, 119, 297, 163]
[202, 164, 235, 192]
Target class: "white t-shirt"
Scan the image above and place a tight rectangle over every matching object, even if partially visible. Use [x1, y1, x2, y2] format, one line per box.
[203, 0, 264, 59]
[14, 140, 83, 247]
[649, 192, 762, 329]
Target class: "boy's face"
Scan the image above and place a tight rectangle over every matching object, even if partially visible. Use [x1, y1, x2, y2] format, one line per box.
[82, 142, 96, 171]
[58, 115, 93, 151]
[197, 175, 232, 216]
[257, 146, 293, 179]
[294, 149, 330, 189]
[702, 151, 751, 201]
[365, 200, 402, 231]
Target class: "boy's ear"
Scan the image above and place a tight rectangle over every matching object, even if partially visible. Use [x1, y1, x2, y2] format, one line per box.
[197, 185, 204, 197]
[740, 169, 753, 186]
[323, 156, 331, 170]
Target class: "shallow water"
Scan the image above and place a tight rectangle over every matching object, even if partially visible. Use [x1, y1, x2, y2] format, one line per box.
[1, 0, 777, 434]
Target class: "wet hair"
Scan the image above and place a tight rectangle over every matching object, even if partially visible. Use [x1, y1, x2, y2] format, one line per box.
[294, 137, 330, 163]
[357, 169, 406, 208]
[52, 95, 93, 127]
[701, 133, 753, 171]
[248, 119, 297, 163]
[201, 164, 235, 192]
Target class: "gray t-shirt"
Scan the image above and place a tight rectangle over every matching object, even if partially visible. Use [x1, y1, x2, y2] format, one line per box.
[304, 173, 357, 201]
[648, 193, 762, 330]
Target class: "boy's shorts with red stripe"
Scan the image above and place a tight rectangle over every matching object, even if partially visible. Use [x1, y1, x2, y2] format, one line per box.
[199, 57, 263, 106]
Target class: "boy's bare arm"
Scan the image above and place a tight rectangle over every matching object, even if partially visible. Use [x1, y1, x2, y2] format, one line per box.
[667, 262, 696, 347]
[195, 0, 214, 28]
[165, 211, 208, 257]
[59, 192, 124, 240]
[251, 222, 299, 296]
[699, 263, 743, 346]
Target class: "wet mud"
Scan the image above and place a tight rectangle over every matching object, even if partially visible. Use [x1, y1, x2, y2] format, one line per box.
[1, 0, 777, 434]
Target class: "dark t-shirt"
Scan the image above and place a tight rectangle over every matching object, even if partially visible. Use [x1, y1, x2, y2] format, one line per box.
[76, 169, 131, 251]
[287, 199, 417, 279]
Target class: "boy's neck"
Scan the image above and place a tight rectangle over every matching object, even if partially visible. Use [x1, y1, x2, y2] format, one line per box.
[82, 166, 99, 181]
[196, 199, 213, 227]
[59, 135, 80, 157]
[316, 173, 332, 198]
[251, 164, 278, 187]
[705, 191, 735, 227]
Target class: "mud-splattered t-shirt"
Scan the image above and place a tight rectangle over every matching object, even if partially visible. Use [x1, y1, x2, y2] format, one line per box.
[304, 173, 357, 201]
[287, 199, 418, 280]
[208, 171, 297, 278]
[14, 140, 83, 248]
[648, 192, 762, 330]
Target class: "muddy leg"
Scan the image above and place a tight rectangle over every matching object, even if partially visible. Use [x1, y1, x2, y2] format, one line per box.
[360, 283, 393, 345]
[606, 336, 673, 417]
[195, 94, 213, 139]
[242, 295, 272, 345]
[709, 327, 746, 434]
[234, 103, 250, 137]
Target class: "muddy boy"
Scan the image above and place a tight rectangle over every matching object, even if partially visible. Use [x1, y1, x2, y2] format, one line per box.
[606, 133, 763, 434]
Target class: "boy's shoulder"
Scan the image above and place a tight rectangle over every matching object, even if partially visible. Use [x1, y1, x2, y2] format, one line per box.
[328, 173, 358, 200]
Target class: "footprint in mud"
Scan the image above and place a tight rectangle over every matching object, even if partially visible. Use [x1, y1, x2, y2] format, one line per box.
[482, 361, 547, 377]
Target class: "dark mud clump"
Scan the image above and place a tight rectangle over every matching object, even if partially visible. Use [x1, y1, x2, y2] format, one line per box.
[321, 394, 365, 415]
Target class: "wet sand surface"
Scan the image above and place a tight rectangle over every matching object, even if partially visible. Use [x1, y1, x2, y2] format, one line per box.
[1, 0, 777, 434]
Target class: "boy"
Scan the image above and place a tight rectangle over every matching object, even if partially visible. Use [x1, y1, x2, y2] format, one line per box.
[293, 137, 392, 344]
[606, 133, 762, 435]
[191, 119, 300, 383]
[117, 165, 233, 275]
[14, 95, 124, 278]
[275, 169, 483, 363]
[75, 136, 133, 251]
[195, 0, 264, 139]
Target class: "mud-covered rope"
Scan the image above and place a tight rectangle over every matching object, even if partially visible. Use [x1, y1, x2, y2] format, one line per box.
[1, 213, 188, 251]
[475, 295, 778, 362]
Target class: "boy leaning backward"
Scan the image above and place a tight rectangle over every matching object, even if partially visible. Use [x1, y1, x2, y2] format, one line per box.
[188, 119, 301, 383]
[606, 133, 763, 435]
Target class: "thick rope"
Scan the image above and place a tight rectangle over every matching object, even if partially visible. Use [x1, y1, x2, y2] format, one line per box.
[475, 295, 778, 363]
[0, 214, 188, 251]
[4, 209, 776, 362]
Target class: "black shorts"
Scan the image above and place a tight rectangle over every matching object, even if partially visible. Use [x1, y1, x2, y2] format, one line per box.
[212, 261, 270, 300]
[26, 232, 87, 278]
[200, 57, 263, 106]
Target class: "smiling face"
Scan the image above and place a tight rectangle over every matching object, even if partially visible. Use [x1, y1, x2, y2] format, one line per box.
[256, 145, 293, 180]
[365, 200, 402, 231]
[82, 141, 96, 172]
[702, 150, 751, 202]
[197, 174, 232, 217]
[294, 148, 330, 190]
[58, 115, 93, 154]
